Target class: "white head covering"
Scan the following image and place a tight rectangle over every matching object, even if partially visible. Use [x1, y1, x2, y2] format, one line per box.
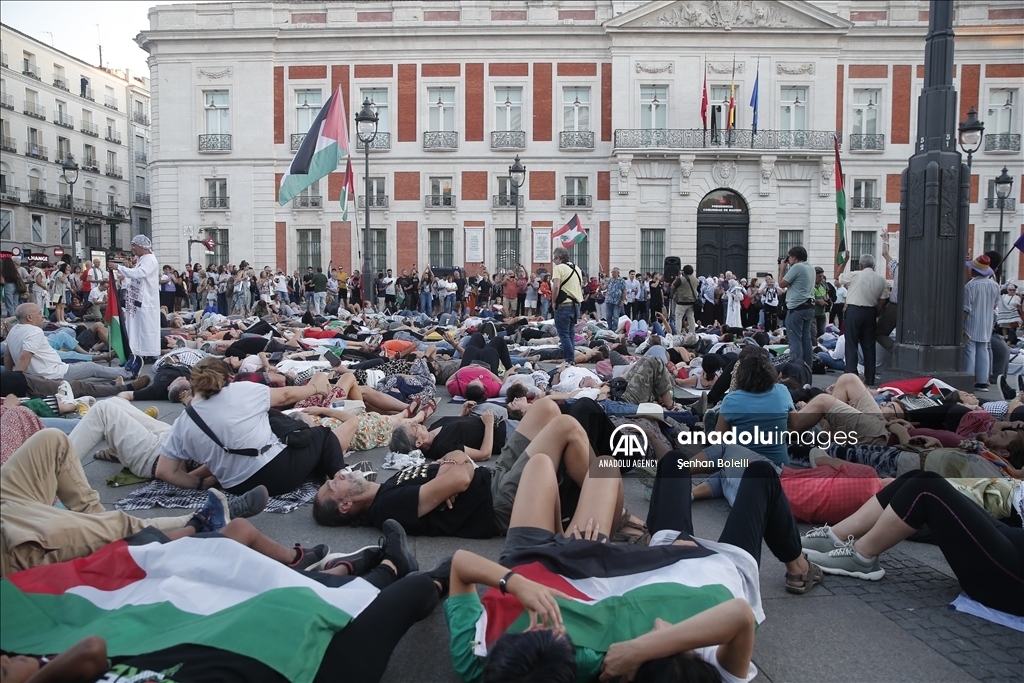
[131, 234, 153, 250]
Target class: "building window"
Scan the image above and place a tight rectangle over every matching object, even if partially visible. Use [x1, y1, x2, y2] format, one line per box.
[109, 223, 119, 247]
[852, 179, 878, 209]
[565, 176, 587, 197]
[369, 229, 387, 274]
[0, 209, 12, 240]
[710, 86, 731, 133]
[495, 228, 519, 272]
[428, 229, 454, 268]
[137, 216, 149, 238]
[206, 229, 229, 266]
[31, 214, 44, 243]
[428, 87, 455, 131]
[984, 231, 1008, 254]
[497, 176, 520, 202]
[85, 222, 101, 248]
[778, 230, 804, 259]
[640, 229, 665, 275]
[297, 229, 322, 271]
[361, 89, 389, 133]
[60, 217, 72, 246]
[563, 87, 590, 131]
[988, 89, 1015, 135]
[851, 89, 880, 135]
[564, 237, 589, 276]
[83, 144, 96, 167]
[57, 136, 71, 162]
[204, 91, 230, 134]
[367, 177, 386, 199]
[640, 85, 667, 129]
[849, 230, 876, 271]
[295, 89, 323, 132]
[780, 87, 807, 131]
[207, 178, 227, 199]
[428, 176, 453, 207]
[495, 87, 522, 132]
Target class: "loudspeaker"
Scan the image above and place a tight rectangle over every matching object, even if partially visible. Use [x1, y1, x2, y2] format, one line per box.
[663, 256, 681, 280]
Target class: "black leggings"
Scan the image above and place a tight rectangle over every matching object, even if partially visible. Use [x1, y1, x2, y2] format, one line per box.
[134, 365, 190, 402]
[905, 403, 971, 432]
[227, 426, 346, 497]
[314, 573, 438, 683]
[559, 397, 614, 457]
[877, 471, 1024, 616]
[647, 454, 803, 566]
[245, 320, 276, 336]
[346, 357, 389, 371]
[461, 333, 513, 373]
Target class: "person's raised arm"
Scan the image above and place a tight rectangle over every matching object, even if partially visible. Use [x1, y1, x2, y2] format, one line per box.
[417, 450, 475, 516]
[463, 411, 494, 462]
[268, 372, 329, 407]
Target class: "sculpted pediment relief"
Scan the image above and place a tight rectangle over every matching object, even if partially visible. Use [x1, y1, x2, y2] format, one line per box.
[607, 0, 852, 31]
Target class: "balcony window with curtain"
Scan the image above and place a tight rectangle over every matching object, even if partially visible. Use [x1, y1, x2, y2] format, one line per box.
[428, 177, 454, 207]
[851, 89, 879, 135]
[428, 88, 455, 131]
[563, 87, 590, 131]
[640, 85, 667, 130]
[779, 87, 807, 131]
[205, 91, 230, 133]
[495, 87, 522, 132]
[295, 89, 323, 132]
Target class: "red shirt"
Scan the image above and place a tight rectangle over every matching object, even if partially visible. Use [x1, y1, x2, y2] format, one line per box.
[447, 366, 501, 399]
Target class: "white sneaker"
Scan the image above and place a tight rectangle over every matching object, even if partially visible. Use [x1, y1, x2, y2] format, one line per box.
[56, 380, 76, 407]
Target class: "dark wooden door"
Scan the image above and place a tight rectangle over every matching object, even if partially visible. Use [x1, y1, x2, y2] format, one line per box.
[696, 219, 749, 278]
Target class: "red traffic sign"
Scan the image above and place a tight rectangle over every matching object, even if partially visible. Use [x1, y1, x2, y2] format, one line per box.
[54, 247, 65, 257]
[203, 238, 216, 250]
[10, 246, 22, 256]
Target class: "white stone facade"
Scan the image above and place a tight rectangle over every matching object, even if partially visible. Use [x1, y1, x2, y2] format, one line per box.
[137, 1, 1022, 281]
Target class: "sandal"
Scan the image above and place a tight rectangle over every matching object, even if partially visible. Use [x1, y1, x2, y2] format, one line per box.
[611, 509, 648, 543]
[403, 397, 422, 418]
[419, 398, 439, 422]
[785, 555, 824, 595]
[93, 448, 119, 463]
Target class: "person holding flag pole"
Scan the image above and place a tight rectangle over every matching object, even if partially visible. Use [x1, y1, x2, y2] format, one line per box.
[550, 214, 586, 365]
[108, 234, 158, 369]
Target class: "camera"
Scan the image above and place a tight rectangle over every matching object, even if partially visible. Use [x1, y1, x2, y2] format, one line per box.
[778, 256, 787, 264]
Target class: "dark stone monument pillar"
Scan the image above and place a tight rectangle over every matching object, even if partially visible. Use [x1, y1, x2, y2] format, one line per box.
[886, 0, 973, 388]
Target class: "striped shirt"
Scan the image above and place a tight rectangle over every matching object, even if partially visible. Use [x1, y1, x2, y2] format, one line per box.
[152, 347, 208, 373]
[888, 260, 899, 305]
[963, 276, 1001, 342]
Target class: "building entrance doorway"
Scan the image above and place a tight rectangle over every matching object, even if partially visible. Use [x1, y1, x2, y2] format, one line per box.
[696, 188, 749, 278]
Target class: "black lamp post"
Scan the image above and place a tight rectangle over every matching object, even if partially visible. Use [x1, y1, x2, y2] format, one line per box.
[355, 97, 379, 305]
[993, 166, 1013, 283]
[957, 106, 984, 169]
[60, 157, 79, 265]
[508, 155, 526, 269]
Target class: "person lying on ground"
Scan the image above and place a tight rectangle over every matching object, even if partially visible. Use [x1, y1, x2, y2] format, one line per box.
[389, 408, 503, 462]
[68, 396, 173, 478]
[0, 370, 149, 402]
[298, 405, 428, 454]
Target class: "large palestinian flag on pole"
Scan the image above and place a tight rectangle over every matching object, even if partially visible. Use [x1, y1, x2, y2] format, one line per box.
[279, 85, 351, 205]
[473, 540, 763, 655]
[1, 530, 379, 683]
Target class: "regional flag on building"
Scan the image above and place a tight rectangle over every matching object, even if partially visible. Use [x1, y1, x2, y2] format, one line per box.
[1, 530, 379, 683]
[552, 213, 586, 246]
[279, 85, 351, 205]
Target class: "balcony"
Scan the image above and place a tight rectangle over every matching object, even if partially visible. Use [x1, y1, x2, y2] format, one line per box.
[107, 204, 129, 219]
[82, 199, 104, 215]
[0, 186, 20, 202]
[55, 112, 74, 129]
[493, 194, 524, 209]
[613, 128, 840, 151]
[23, 100, 45, 120]
[81, 158, 99, 173]
[81, 85, 94, 102]
[199, 134, 232, 152]
[1, 135, 15, 153]
[850, 196, 881, 210]
[849, 133, 885, 152]
[0, 92, 12, 109]
[134, 192, 150, 205]
[0, 53, 6, 68]
[356, 132, 392, 151]
[53, 74, 69, 91]
[132, 111, 150, 126]
[104, 95, 118, 110]
[490, 130, 526, 150]
[56, 152, 75, 165]
[292, 195, 323, 209]
[358, 195, 389, 209]
[22, 61, 40, 80]
[104, 164, 123, 178]
[985, 197, 1017, 211]
[985, 134, 1021, 153]
[559, 130, 595, 150]
[81, 120, 98, 137]
[423, 131, 458, 150]
[105, 128, 121, 144]
[425, 194, 456, 208]
[25, 143, 48, 160]
[28, 189, 59, 207]
[561, 194, 593, 208]
[200, 196, 230, 210]
[135, 151, 148, 164]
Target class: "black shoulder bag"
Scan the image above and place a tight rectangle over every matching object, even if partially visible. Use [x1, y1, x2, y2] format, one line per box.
[184, 406, 313, 456]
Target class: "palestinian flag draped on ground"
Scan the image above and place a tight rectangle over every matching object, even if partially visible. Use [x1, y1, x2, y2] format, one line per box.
[279, 85, 351, 205]
[105, 271, 130, 363]
[552, 213, 586, 247]
[834, 135, 848, 266]
[474, 542, 762, 655]
[1, 530, 379, 683]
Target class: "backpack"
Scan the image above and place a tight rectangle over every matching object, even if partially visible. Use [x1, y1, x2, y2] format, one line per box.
[607, 376, 629, 402]
[672, 275, 698, 304]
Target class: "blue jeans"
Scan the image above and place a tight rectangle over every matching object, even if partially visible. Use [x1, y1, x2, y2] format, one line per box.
[785, 306, 814, 368]
[443, 294, 455, 314]
[554, 304, 577, 364]
[704, 445, 778, 506]
[540, 298, 550, 319]
[606, 302, 623, 324]
[644, 345, 669, 362]
[2, 282, 17, 318]
[963, 339, 992, 385]
[419, 290, 432, 314]
[817, 351, 845, 371]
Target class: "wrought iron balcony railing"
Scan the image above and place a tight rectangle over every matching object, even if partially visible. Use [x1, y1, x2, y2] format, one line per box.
[985, 197, 1016, 211]
[105, 128, 121, 144]
[490, 130, 526, 150]
[199, 134, 232, 152]
[81, 85, 94, 101]
[200, 196, 230, 210]
[493, 194, 524, 208]
[28, 189, 59, 207]
[56, 152, 75, 165]
[425, 194, 456, 208]
[423, 131, 458, 150]
[107, 204, 129, 219]
[25, 143, 48, 160]
[81, 199, 104, 214]
[849, 133, 885, 151]
[81, 120, 98, 136]
[358, 195, 389, 208]
[613, 128, 841, 151]
[81, 158, 99, 173]
[0, 92, 11, 109]
[105, 164, 123, 178]
[985, 134, 1021, 153]
[55, 112, 74, 129]
[23, 100, 45, 119]
[290, 133, 306, 151]
[850, 196, 881, 210]
[0, 186, 20, 202]
[561, 194, 593, 208]
[1, 135, 15, 153]
[559, 130, 595, 149]
[134, 192, 150, 205]
[0, 53, 7, 69]
[22, 61, 40, 80]
[104, 96, 118, 110]
[53, 74, 69, 91]
[132, 111, 150, 126]
[293, 195, 323, 209]
[356, 132, 392, 151]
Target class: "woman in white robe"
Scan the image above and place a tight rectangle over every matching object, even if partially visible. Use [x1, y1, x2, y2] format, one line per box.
[112, 235, 161, 358]
[725, 279, 745, 329]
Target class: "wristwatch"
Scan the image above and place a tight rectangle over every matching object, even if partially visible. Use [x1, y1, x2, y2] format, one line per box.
[499, 570, 517, 595]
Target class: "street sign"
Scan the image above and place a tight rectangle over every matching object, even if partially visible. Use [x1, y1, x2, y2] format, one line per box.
[54, 247, 65, 257]
[10, 246, 22, 257]
[203, 238, 216, 250]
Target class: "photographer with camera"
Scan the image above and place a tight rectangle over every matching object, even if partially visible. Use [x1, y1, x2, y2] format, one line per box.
[778, 247, 815, 369]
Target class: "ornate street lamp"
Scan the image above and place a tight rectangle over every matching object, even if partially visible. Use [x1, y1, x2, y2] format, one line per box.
[993, 166, 1014, 283]
[957, 106, 984, 168]
[508, 155, 526, 270]
[60, 157, 80, 265]
[355, 97, 379, 305]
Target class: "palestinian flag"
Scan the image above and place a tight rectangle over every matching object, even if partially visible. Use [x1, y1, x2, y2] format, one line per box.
[340, 155, 355, 221]
[552, 213, 586, 247]
[105, 270, 129, 363]
[279, 85, 351, 205]
[1, 530, 378, 683]
[474, 541, 762, 655]
[834, 135, 848, 266]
